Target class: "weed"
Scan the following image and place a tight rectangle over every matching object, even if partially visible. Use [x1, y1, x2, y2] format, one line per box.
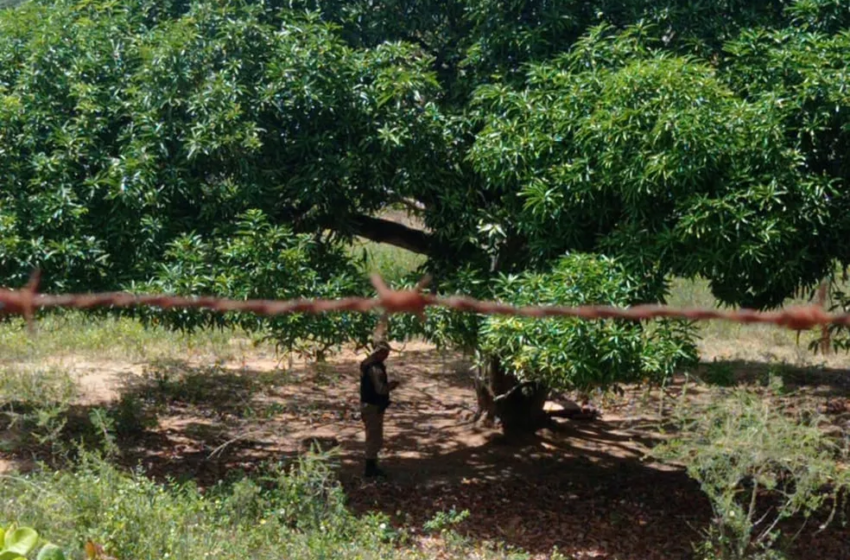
[702, 362, 737, 387]
[0, 451, 396, 560]
[422, 507, 470, 534]
[109, 393, 157, 437]
[0, 366, 76, 459]
[86, 408, 118, 459]
[652, 388, 850, 559]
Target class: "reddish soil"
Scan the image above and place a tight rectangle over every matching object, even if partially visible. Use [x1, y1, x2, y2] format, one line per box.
[2, 342, 848, 559]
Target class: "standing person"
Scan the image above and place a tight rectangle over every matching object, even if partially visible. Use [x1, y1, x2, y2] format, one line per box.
[360, 339, 398, 478]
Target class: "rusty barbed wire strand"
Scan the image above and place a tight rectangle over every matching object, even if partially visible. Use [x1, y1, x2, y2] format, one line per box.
[0, 270, 847, 332]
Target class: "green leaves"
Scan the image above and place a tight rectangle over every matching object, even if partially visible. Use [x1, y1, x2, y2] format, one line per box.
[135, 209, 375, 356]
[470, 23, 837, 308]
[0, 0, 448, 295]
[0, 524, 66, 560]
[3, 527, 37, 556]
[36, 544, 66, 560]
[479, 254, 697, 391]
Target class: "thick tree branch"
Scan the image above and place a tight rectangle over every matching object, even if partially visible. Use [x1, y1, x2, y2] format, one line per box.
[349, 214, 434, 255]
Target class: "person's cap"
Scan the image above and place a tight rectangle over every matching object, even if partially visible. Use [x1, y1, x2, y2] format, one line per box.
[373, 340, 392, 353]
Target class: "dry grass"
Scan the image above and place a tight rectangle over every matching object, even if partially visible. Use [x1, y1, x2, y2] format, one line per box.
[0, 275, 848, 559]
[667, 277, 850, 369]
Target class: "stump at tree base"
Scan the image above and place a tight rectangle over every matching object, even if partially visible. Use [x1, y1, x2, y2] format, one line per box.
[473, 355, 601, 434]
[474, 355, 551, 435]
[494, 380, 550, 435]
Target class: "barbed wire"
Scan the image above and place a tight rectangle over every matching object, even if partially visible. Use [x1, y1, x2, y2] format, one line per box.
[0, 271, 846, 333]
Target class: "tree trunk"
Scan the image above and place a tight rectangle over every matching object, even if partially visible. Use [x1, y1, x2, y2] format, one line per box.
[473, 355, 550, 435]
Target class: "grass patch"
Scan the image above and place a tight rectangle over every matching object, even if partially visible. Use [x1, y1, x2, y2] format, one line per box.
[349, 239, 426, 286]
[0, 452, 529, 560]
[0, 311, 254, 364]
[0, 365, 77, 406]
[666, 278, 850, 367]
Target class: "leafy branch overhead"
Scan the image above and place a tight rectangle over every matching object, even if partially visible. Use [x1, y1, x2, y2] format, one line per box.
[2, 0, 850, 417]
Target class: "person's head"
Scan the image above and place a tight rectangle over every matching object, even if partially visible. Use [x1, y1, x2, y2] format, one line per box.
[370, 340, 391, 362]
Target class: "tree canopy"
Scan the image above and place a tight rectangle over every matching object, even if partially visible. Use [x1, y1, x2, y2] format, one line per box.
[2, 0, 850, 426]
[0, 0, 454, 291]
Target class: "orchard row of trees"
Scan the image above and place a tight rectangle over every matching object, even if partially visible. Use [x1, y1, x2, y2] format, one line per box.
[1, 0, 849, 428]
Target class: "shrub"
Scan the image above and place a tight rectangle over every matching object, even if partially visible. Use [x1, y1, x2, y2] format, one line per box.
[0, 366, 76, 460]
[652, 388, 850, 560]
[422, 508, 470, 535]
[479, 253, 698, 392]
[0, 451, 396, 560]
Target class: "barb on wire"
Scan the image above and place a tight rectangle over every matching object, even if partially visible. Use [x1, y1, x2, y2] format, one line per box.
[0, 271, 848, 332]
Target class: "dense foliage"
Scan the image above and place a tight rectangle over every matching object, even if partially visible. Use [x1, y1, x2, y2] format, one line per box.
[469, 23, 835, 308]
[653, 387, 850, 559]
[479, 254, 698, 391]
[136, 209, 375, 356]
[0, 452, 401, 560]
[2, 0, 850, 404]
[0, 0, 448, 292]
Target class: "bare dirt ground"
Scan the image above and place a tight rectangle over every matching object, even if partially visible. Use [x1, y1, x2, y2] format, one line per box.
[2, 341, 849, 559]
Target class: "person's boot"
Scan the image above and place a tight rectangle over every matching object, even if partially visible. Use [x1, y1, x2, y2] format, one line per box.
[364, 459, 387, 479]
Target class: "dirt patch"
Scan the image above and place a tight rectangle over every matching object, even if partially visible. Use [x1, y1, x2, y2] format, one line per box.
[2, 341, 848, 559]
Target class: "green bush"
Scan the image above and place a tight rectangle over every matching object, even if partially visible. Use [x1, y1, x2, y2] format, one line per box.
[479, 253, 698, 391]
[702, 362, 737, 387]
[0, 451, 396, 560]
[652, 388, 850, 560]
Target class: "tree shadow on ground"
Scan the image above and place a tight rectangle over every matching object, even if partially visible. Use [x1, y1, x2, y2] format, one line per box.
[696, 359, 850, 396]
[342, 422, 708, 559]
[4, 346, 848, 559]
[340, 419, 850, 560]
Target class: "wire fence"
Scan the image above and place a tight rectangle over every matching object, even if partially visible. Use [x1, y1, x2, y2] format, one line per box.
[0, 271, 846, 337]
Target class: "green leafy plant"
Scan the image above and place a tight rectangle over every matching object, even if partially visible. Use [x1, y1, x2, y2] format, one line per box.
[703, 362, 737, 387]
[653, 389, 850, 559]
[0, 451, 397, 560]
[422, 508, 471, 534]
[0, 524, 66, 560]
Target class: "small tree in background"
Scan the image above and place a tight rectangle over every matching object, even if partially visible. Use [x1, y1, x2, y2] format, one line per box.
[403, 254, 697, 432]
[133, 209, 376, 359]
